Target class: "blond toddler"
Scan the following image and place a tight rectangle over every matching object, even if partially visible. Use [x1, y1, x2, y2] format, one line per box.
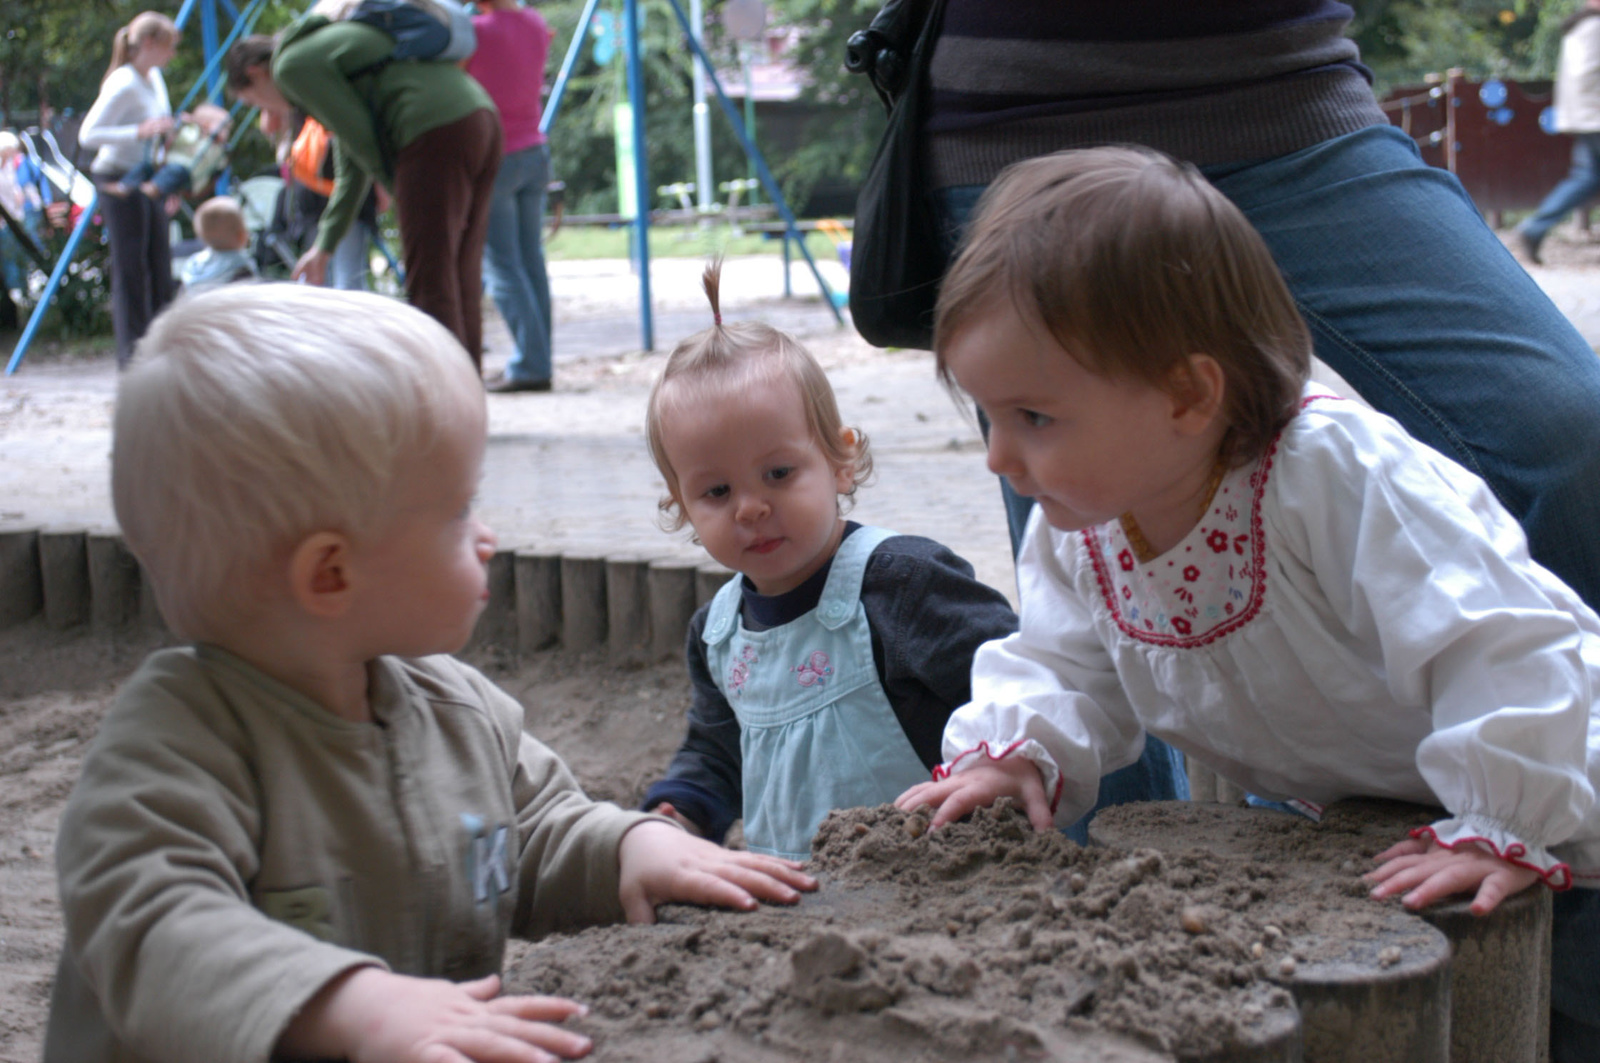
[178, 194, 258, 291]
[44, 284, 812, 1063]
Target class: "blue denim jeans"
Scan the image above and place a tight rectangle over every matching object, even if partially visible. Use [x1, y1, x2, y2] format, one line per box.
[1553, 887, 1600, 1061]
[0, 227, 23, 292]
[939, 124, 1600, 611]
[483, 143, 553, 383]
[1521, 132, 1600, 246]
[1060, 737, 1190, 845]
[328, 220, 373, 291]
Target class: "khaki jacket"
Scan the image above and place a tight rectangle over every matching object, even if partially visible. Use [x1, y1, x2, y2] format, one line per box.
[44, 647, 648, 1063]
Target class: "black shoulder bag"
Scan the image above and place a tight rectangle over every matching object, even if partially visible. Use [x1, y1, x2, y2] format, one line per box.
[844, 0, 948, 351]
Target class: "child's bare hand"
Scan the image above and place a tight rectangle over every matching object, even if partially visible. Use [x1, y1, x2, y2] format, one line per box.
[896, 756, 1054, 833]
[617, 820, 816, 924]
[279, 967, 592, 1063]
[649, 802, 705, 837]
[1366, 837, 1541, 915]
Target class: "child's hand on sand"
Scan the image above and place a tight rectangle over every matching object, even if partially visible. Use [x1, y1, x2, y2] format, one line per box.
[649, 802, 705, 837]
[1365, 837, 1542, 915]
[895, 757, 1055, 832]
[277, 967, 593, 1063]
[617, 820, 816, 924]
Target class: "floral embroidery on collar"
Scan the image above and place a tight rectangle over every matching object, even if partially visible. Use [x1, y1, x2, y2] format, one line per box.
[1084, 449, 1274, 647]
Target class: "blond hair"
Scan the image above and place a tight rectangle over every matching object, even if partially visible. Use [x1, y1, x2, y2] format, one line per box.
[646, 261, 872, 531]
[194, 195, 248, 250]
[106, 12, 178, 83]
[113, 285, 485, 639]
[935, 146, 1311, 467]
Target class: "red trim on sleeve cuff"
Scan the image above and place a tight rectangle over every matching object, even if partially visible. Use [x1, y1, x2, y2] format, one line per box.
[934, 740, 1065, 814]
[1409, 825, 1573, 890]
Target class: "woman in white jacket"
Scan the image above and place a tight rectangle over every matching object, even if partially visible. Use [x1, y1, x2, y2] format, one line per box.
[78, 11, 179, 367]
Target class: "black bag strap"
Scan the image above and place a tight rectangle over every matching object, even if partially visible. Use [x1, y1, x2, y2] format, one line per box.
[845, 0, 935, 110]
[844, 0, 949, 350]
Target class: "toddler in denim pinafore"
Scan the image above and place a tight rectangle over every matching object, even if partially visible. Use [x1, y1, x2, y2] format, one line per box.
[639, 262, 1018, 860]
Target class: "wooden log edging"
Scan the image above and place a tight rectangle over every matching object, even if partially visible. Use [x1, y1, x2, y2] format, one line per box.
[0, 528, 732, 660]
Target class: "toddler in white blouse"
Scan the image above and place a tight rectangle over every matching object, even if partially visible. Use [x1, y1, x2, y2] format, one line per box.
[896, 146, 1600, 1059]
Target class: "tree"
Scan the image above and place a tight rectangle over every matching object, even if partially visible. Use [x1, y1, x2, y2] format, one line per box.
[763, 0, 883, 213]
[1, 0, 304, 128]
[1350, 0, 1579, 92]
[540, 0, 771, 215]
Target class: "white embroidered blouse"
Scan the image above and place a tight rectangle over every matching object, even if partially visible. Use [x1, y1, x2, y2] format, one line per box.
[942, 391, 1600, 888]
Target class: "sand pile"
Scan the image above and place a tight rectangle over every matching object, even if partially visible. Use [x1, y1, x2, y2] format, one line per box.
[506, 802, 1347, 1062]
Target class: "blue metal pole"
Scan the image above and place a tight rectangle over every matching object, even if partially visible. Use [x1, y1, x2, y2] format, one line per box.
[373, 232, 405, 283]
[539, 0, 604, 137]
[177, 0, 270, 114]
[178, 0, 268, 112]
[173, 0, 201, 32]
[663, 0, 842, 324]
[6, 191, 100, 375]
[624, 0, 653, 351]
[201, 0, 222, 102]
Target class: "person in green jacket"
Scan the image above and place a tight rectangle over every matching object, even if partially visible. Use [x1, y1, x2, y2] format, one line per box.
[227, 22, 501, 370]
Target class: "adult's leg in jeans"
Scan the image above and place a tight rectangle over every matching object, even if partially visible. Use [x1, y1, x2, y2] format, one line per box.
[0, 228, 21, 292]
[327, 221, 370, 291]
[933, 183, 1188, 837]
[1207, 124, 1600, 610]
[524, 145, 553, 366]
[484, 145, 552, 383]
[1521, 133, 1600, 246]
[1550, 887, 1600, 1060]
[100, 188, 155, 367]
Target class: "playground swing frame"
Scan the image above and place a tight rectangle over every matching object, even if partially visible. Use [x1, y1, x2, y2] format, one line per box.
[539, 0, 843, 352]
[7, 0, 842, 374]
[6, 0, 272, 375]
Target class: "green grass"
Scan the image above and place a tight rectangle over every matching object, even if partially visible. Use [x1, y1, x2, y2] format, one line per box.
[544, 223, 844, 263]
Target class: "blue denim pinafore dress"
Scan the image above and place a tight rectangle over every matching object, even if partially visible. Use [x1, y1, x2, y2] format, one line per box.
[702, 526, 932, 860]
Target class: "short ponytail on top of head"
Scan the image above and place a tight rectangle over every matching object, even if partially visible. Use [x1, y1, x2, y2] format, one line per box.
[645, 258, 873, 530]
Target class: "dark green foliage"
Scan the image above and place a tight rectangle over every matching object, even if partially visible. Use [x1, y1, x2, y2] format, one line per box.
[2, 0, 308, 124]
[761, 0, 882, 214]
[543, 0, 747, 215]
[1350, 0, 1579, 93]
[15, 215, 115, 339]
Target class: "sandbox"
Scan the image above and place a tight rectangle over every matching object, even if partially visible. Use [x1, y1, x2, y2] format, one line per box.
[506, 801, 1551, 1063]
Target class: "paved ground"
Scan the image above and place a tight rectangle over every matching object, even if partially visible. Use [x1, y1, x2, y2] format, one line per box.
[2, 243, 1598, 605]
